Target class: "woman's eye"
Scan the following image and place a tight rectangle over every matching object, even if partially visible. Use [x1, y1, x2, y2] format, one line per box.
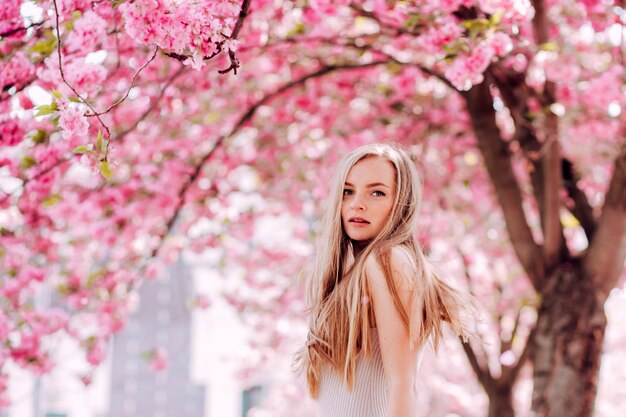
[372, 190, 385, 197]
[343, 189, 353, 196]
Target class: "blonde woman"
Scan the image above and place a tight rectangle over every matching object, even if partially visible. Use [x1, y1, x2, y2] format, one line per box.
[295, 143, 476, 417]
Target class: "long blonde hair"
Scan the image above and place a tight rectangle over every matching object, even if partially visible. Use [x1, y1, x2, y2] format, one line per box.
[295, 143, 475, 398]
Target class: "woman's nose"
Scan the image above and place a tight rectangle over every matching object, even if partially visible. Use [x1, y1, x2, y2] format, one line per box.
[350, 194, 365, 210]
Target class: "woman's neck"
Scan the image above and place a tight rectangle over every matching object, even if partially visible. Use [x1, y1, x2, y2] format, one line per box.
[352, 239, 370, 257]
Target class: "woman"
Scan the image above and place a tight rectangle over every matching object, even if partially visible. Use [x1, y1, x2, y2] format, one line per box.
[295, 143, 476, 416]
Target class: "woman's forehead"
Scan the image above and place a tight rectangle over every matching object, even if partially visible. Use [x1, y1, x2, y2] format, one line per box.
[346, 156, 395, 184]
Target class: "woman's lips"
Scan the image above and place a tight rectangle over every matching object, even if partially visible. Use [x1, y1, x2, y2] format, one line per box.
[348, 217, 370, 225]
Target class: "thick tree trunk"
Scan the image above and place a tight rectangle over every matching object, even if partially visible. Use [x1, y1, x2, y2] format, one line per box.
[531, 262, 607, 417]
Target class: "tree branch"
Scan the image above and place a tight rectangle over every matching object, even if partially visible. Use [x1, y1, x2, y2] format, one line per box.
[219, 0, 251, 74]
[0, 66, 186, 206]
[116, 65, 187, 141]
[165, 0, 251, 74]
[462, 73, 545, 289]
[510, 325, 536, 382]
[541, 114, 563, 270]
[150, 60, 390, 258]
[531, 0, 563, 270]
[52, 0, 110, 139]
[461, 340, 494, 391]
[584, 148, 626, 298]
[0, 21, 44, 38]
[562, 158, 596, 240]
[86, 46, 159, 117]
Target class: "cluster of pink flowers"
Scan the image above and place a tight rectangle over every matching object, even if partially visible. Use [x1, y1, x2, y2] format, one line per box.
[84, 336, 107, 366]
[58, 102, 89, 140]
[418, 20, 464, 54]
[0, 52, 35, 93]
[445, 43, 495, 90]
[147, 347, 169, 371]
[65, 11, 108, 53]
[0, 0, 21, 37]
[119, 0, 240, 70]
[479, 0, 532, 23]
[0, 117, 24, 146]
[37, 58, 106, 97]
[581, 65, 625, 113]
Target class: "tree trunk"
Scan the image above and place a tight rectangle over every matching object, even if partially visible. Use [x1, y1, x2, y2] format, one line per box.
[486, 384, 515, 417]
[531, 261, 607, 417]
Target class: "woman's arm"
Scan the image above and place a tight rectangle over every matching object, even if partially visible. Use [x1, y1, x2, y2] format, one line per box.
[365, 247, 419, 417]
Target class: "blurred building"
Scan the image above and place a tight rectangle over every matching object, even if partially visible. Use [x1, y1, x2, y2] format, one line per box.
[107, 260, 205, 417]
[2, 255, 269, 417]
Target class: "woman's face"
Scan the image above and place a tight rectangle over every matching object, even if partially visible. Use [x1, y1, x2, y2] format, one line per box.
[341, 156, 396, 245]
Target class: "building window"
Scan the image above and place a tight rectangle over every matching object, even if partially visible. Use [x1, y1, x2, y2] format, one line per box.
[126, 338, 139, 354]
[155, 389, 168, 406]
[157, 330, 169, 344]
[123, 399, 136, 415]
[157, 310, 170, 325]
[124, 379, 137, 395]
[125, 359, 138, 376]
[242, 385, 265, 417]
[158, 288, 171, 304]
[156, 370, 168, 386]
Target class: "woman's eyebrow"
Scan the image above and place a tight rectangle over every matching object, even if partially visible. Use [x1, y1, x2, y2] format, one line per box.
[344, 181, 390, 189]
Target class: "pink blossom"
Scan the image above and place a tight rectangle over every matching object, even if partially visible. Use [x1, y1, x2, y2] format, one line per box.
[445, 45, 494, 91]
[85, 337, 106, 366]
[195, 294, 212, 310]
[490, 32, 513, 57]
[479, 0, 533, 22]
[0, 311, 12, 341]
[55, 0, 92, 15]
[148, 347, 168, 372]
[65, 11, 108, 53]
[64, 61, 107, 96]
[580, 66, 625, 111]
[464, 44, 495, 74]
[0, 52, 35, 92]
[119, 0, 239, 69]
[0, 0, 21, 38]
[37, 59, 106, 96]
[0, 117, 24, 146]
[18, 94, 34, 110]
[58, 105, 89, 140]
[418, 20, 463, 54]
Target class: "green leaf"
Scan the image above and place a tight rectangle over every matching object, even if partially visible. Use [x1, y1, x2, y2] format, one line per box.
[72, 11, 82, 19]
[462, 18, 490, 38]
[100, 160, 113, 179]
[35, 102, 58, 117]
[73, 145, 92, 154]
[30, 130, 48, 144]
[43, 194, 61, 207]
[96, 131, 108, 153]
[539, 41, 559, 52]
[489, 11, 504, 27]
[51, 89, 63, 99]
[86, 270, 104, 288]
[29, 36, 57, 57]
[286, 22, 306, 37]
[20, 156, 37, 170]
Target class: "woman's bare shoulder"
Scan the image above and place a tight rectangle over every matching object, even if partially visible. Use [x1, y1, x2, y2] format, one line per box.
[364, 246, 415, 288]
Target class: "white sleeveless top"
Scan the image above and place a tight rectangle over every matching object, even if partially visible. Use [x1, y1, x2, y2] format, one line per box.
[317, 332, 388, 417]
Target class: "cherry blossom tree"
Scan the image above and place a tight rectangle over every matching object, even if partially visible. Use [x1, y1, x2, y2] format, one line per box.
[0, 1, 624, 416]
